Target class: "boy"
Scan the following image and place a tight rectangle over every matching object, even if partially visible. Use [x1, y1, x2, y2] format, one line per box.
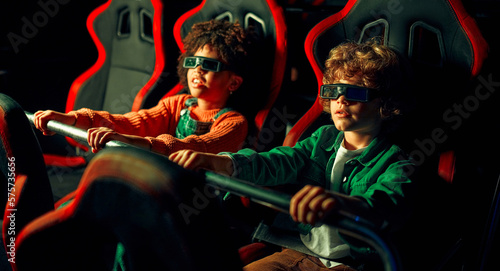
[34, 20, 251, 155]
[170, 40, 415, 270]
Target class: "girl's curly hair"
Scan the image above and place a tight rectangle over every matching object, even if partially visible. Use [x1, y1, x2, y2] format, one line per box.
[177, 19, 252, 88]
[321, 40, 413, 123]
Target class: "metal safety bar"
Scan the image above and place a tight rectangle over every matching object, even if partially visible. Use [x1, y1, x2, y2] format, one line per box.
[25, 112, 130, 148]
[205, 171, 292, 213]
[25, 111, 401, 271]
[206, 173, 401, 271]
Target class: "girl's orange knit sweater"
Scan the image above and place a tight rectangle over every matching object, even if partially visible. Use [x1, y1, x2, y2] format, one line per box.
[69, 94, 248, 155]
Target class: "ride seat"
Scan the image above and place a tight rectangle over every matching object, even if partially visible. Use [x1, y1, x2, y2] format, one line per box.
[12, 147, 243, 271]
[0, 93, 54, 270]
[42, 0, 167, 166]
[67, 0, 165, 115]
[284, 0, 488, 151]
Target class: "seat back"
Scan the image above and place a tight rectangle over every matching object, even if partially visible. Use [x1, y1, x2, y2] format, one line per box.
[66, 0, 165, 114]
[0, 94, 54, 268]
[172, 0, 288, 149]
[14, 146, 242, 270]
[283, 0, 489, 148]
[43, 0, 197, 162]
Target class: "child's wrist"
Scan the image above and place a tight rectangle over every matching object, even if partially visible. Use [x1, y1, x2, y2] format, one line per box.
[67, 113, 77, 126]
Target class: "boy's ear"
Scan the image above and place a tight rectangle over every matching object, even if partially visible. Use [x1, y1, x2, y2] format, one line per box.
[229, 74, 243, 92]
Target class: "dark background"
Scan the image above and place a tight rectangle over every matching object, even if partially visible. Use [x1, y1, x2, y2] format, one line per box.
[0, 0, 498, 116]
[0, 0, 500, 269]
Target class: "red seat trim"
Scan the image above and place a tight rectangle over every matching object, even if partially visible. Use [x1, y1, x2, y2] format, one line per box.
[447, 0, 489, 77]
[160, 83, 185, 100]
[173, 0, 207, 53]
[54, 190, 77, 209]
[283, 0, 357, 147]
[254, 0, 287, 130]
[43, 154, 87, 168]
[438, 150, 456, 184]
[131, 0, 165, 111]
[283, 102, 323, 147]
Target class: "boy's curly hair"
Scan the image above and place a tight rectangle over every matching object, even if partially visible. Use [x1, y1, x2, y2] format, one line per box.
[177, 19, 252, 88]
[321, 40, 413, 123]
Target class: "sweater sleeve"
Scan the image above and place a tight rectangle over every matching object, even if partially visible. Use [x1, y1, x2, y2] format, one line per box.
[148, 111, 248, 155]
[70, 95, 190, 137]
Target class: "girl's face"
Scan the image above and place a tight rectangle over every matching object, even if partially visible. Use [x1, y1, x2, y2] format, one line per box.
[186, 44, 242, 109]
[329, 77, 382, 136]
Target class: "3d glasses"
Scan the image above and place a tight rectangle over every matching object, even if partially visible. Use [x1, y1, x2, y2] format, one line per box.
[320, 84, 379, 102]
[183, 56, 226, 72]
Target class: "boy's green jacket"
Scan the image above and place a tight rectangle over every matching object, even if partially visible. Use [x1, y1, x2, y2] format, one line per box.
[227, 125, 416, 232]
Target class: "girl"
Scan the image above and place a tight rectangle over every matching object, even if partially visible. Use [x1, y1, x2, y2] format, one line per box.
[34, 20, 251, 155]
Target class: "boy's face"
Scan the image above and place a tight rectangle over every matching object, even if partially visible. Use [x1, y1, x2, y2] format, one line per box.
[187, 44, 242, 109]
[329, 77, 382, 136]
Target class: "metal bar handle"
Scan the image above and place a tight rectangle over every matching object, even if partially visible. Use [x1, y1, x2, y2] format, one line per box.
[25, 111, 129, 148]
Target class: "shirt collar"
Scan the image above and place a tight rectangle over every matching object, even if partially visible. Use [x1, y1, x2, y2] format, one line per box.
[323, 131, 390, 167]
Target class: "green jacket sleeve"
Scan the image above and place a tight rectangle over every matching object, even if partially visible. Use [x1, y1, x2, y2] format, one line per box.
[227, 126, 338, 187]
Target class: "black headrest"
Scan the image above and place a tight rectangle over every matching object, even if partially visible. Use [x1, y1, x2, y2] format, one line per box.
[309, 0, 488, 79]
[176, 0, 279, 43]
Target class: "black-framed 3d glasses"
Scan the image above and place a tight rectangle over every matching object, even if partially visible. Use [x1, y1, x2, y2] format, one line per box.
[183, 56, 226, 72]
[320, 84, 379, 102]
